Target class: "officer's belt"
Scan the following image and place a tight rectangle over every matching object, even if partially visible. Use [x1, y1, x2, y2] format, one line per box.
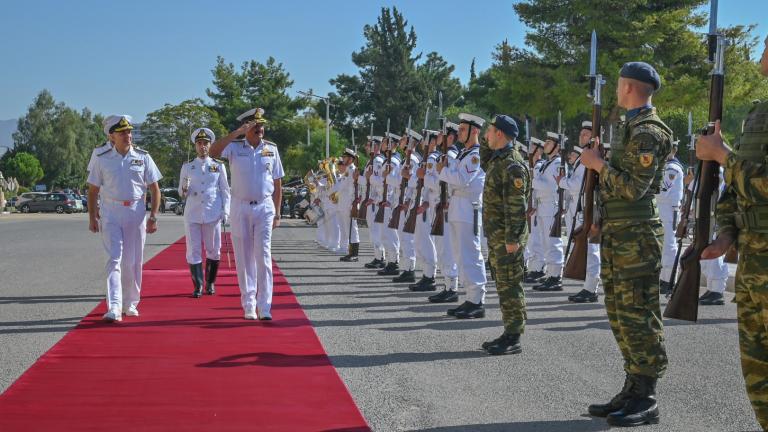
[451, 189, 481, 198]
[734, 206, 768, 233]
[599, 197, 658, 221]
[103, 197, 143, 207]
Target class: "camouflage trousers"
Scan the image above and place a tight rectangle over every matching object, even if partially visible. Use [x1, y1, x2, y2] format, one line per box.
[489, 241, 527, 334]
[600, 221, 668, 378]
[735, 252, 768, 430]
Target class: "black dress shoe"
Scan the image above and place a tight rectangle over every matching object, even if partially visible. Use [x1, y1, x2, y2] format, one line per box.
[659, 280, 672, 296]
[484, 333, 522, 355]
[454, 302, 485, 319]
[524, 270, 545, 283]
[377, 262, 400, 276]
[409, 276, 437, 291]
[534, 277, 563, 291]
[393, 270, 416, 283]
[569, 289, 598, 303]
[588, 374, 636, 417]
[447, 300, 472, 316]
[699, 291, 725, 305]
[340, 254, 358, 262]
[429, 289, 458, 303]
[364, 258, 383, 269]
[606, 375, 660, 427]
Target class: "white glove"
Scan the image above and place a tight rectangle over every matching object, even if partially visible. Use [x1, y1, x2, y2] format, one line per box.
[222, 214, 229, 226]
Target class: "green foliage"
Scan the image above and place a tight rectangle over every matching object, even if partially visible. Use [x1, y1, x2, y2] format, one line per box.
[282, 119, 349, 176]
[5, 152, 44, 187]
[139, 99, 226, 187]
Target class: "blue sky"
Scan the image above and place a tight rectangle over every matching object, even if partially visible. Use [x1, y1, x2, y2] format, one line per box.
[0, 0, 765, 121]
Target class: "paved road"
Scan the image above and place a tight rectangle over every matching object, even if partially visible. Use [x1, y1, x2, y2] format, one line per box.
[0, 215, 760, 431]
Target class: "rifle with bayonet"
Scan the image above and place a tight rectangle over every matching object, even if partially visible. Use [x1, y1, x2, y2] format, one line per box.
[665, 0, 725, 322]
[405, 97, 438, 234]
[431, 100, 449, 236]
[389, 115, 416, 229]
[374, 119, 392, 224]
[525, 115, 534, 232]
[667, 112, 696, 293]
[550, 111, 567, 238]
[357, 123, 375, 221]
[350, 128, 361, 219]
[563, 30, 605, 281]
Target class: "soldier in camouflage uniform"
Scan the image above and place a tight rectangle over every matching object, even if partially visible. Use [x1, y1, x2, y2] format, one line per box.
[480, 115, 529, 355]
[696, 35, 768, 432]
[580, 62, 671, 427]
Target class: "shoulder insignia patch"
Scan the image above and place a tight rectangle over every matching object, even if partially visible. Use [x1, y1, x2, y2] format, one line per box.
[97, 148, 112, 157]
[471, 155, 479, 164]
[427, 162, 433, 169]
[134, 147, 148, 154]
[513, 177, 524, 189]
[639, 153, 654, 168]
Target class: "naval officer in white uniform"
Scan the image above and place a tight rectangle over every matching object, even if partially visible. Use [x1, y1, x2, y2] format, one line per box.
[210, 108, 284, 321]
[179, 128, 231, 298]
[87, 115, 163, 323]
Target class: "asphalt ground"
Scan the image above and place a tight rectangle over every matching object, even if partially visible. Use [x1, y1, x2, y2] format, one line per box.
[0, 214, 761, 431]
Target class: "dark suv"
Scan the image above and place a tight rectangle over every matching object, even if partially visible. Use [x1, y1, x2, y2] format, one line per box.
[18, 193, 79, 214]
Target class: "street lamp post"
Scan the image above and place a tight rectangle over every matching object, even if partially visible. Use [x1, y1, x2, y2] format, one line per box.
[298, 91, 332, 159]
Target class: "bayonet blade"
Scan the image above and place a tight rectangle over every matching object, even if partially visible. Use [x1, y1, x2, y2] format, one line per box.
[558, 110, 563, 135]
[687, 111, 693, 136]
[438, 91, 443, 118]
[589, 30, 597, 76]
[709, 0, 718, 35]
[424, 106, 430, 130]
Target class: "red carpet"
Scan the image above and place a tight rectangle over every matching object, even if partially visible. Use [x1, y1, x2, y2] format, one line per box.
[0, 236, 370, 432]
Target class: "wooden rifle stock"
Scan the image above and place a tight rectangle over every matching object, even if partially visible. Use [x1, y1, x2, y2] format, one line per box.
[357, 154, 374, 221]
[374, 148, 393, 224]
[431, 133, 448, 236]
[665, 56, 725, 321]
[550, 167, 566, 238]
[388, 175, 408, 229]
[403, 173, 423, 234]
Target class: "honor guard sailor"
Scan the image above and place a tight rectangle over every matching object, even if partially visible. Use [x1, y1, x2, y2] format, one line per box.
[179, 128, 231, 298]
[87, 115, 163, 322]
[210, 108, 284, 321]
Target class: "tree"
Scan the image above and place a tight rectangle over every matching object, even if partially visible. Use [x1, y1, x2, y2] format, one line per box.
[329, 7, 463, 136]
[139, 99, 226, 186]
[5, 152, 43, 187]
[282, 116, 349, 177]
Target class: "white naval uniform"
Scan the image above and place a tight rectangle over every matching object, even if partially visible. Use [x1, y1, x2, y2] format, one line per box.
[561, 157, 601, 292]
[657, 158, 685, 283]
[413, 151, 439, 278]
[365, 154, 386, 261]
[525, 158, 546, 272]
[87, 146, 162, 313]
[425, 147, 460, 288]
[321, 177, 341, 252]
[438, 144, 487, 304]
[178, 157, 231, 265]
[374, 153, 401, 263]
[87, 142, 112, 172]
[333, 165, 360, 247]
[532, 154, 565, 278]
[221, 139, 284, 315]
[695, 169, 729, 293]
[397, 152, 420, 271]
[314, 181, 330, 248]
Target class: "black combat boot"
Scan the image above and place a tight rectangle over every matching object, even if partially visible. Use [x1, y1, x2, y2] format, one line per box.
[484, 332, 522, 355]
[454, 301, 485, 319]
[481, 332, 507, 350]
[524, 270, 545, 283]
[205, 259, 219, 295]
[377, 261, 400, 276]
[409, 276, 437, 292]
[364, 257, 384, 269]
[429, 289, 459, 303]
[569, 289, 598, 303]
[588, 374, 636, 417]
[699, 291, 725, 305]
[190, 263, 204, 298]
[393, 270, 416, 283]
[534, 276, 563, 291]
[340, 243, 359, 262]
[606, 375, 660, 427]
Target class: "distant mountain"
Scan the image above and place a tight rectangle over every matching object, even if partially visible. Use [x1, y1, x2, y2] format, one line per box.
[0, 119, 17, 149]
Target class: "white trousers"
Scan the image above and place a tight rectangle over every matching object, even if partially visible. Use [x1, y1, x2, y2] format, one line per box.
[337, 209, 360, 246]
[415, 208, 437, 277]
[325, 207, 341, 251]
[535, 212, 564, 277]
[184, 220, 222, 264]
[566, 209, 601, 292]
[316, 213, 328, 247]
[398, 211, 416, 271]
[231, 199, 275, 314]
[526, 213, 545, 272]
[99, 201, 146, 312]
[659, 207, 679, 283]
[435, 224, 459, 289]
[449, 221, 486, 304]
[366, 204, 384, 261]
[379, 206, 400, 262]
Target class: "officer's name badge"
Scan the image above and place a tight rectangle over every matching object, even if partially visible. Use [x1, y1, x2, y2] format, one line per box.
[639, 153, 654, 168]
[514, 177, 524, 189]
[261, 148, 274, 157]
[209, 165, 219, 173]
[131, 159, 144, 166]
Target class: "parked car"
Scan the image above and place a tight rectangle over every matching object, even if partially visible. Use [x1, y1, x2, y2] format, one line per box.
[173, 200, 185, 216]
[18, 193, 79, 214]
[287, 186, 310, 219]
[164, 197, 178, 212]
[17, 192, 47, 206]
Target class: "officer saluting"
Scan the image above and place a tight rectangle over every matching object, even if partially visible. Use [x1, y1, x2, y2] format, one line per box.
[179, 128, 231, 298]
[210, 108, 284, 321]
[87, 115, 163, 323]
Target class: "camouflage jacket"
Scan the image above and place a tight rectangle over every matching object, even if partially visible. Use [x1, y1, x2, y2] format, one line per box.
[717, 100, 768, 254]
[482, 144, 529, 245]
[598, 107, 672, 232]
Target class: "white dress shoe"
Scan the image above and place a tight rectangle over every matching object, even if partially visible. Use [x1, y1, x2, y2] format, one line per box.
[244, 307, 258, 320]
[102, 310, 122, 323]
